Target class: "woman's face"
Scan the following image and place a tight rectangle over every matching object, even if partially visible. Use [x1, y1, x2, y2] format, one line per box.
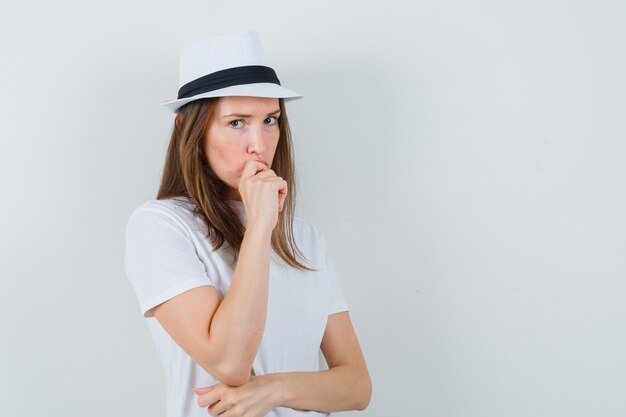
[203, 96, 281, 199]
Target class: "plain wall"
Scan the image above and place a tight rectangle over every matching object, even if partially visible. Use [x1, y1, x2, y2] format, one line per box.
[1, 1, 625, 416]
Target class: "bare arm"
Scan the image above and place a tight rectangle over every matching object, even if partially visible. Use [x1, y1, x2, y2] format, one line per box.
[206, 223, 272, 383]
[152, 223, 272, 387]
[268, 311, 372, 412]
[194, 311, 371, 415]
[152, 160, 284, 387]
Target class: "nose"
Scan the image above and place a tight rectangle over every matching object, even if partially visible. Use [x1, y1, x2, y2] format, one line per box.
[247, 122, 267, 154]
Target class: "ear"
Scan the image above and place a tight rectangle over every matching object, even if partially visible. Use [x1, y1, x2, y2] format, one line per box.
[175, 113, 183, 128]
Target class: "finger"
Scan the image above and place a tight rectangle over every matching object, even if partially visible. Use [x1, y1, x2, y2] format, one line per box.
[251, 174, 283, 184]
[259, 178, 286, 211]
[238, 161, 269, 196]
[240, 159, 268, 181]
[250, 169, 278, 179]
[277, 181, 288, 212]
[197, 390, 221, 408]
[194, 386, 214, 395]
[215, 407, 238, 417]
[208, 399, 229, 416]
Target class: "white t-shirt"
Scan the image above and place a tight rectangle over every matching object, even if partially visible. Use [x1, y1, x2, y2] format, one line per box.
[124, 196, 349, 417]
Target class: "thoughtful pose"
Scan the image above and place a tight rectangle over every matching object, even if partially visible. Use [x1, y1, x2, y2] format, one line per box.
[124, 30, 371, 417]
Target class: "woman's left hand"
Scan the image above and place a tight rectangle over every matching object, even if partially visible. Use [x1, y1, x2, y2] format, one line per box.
[194, 374, 281, 417]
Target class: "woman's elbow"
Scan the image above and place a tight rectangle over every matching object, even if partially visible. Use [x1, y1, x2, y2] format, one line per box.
[355, 370, 372, 410]
[211, 360, 253, 387]
[199, 342, 254, 386]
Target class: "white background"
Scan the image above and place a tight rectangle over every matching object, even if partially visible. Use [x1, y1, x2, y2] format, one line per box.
[1, 1, 625, 416]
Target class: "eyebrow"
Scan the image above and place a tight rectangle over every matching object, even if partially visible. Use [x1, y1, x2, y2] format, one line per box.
[222, 109, 281, 118]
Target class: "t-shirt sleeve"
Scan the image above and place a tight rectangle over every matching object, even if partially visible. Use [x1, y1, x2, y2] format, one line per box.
[124, 207, 217, 318]
[318, 231, 350, 315]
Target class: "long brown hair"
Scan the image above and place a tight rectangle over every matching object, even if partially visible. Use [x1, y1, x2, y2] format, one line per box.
[156, 97, 315, 272]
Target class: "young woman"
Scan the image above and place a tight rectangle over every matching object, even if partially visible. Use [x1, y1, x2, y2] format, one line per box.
[125, 30, 371, 417]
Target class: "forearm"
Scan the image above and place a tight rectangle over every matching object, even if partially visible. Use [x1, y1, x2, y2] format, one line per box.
[208, 224, 272, 381]
[270, 366, 370, 413]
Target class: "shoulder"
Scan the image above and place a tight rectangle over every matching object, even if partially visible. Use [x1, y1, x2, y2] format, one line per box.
[292, 213, 317, 237]
[130, 196, 192, 216]
[290, 214, 327, 252]
[126, 197, 199, 235]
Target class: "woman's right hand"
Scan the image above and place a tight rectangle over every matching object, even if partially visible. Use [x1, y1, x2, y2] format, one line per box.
[238, 159, 288, 232]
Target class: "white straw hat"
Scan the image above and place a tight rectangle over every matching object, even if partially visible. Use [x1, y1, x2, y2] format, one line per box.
[160, 30, 303, 113]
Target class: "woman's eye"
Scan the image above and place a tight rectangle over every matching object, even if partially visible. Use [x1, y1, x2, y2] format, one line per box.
[265, 116, 278, 125]
[229, 120, 244, 128]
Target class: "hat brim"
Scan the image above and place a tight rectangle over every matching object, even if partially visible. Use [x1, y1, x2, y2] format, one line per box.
[160, 83, 303, 113]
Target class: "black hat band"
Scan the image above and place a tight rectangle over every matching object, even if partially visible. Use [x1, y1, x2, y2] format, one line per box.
[177, 65, 281, 100]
